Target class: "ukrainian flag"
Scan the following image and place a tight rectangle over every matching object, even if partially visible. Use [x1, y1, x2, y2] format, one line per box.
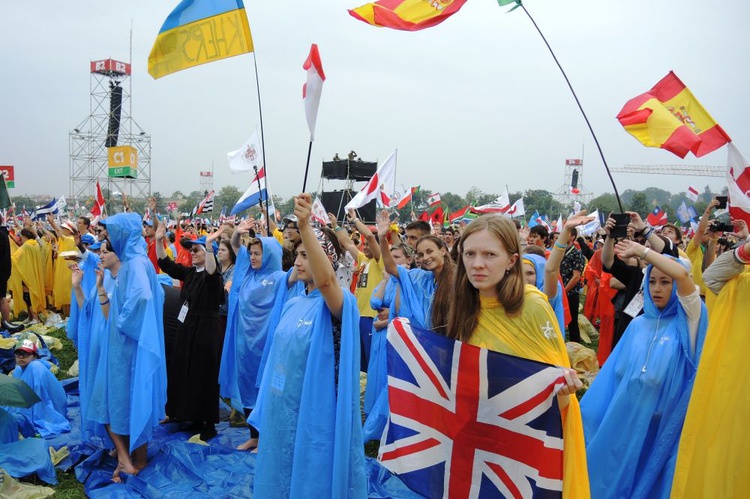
[148, 0, 253, 79]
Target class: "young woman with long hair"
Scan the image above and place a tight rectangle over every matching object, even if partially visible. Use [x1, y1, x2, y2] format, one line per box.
[377, 212, 454, 335]
[447, 214, 590, 499]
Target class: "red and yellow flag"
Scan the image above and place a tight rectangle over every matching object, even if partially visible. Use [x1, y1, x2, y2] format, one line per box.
[617, 71, 731, 158]
[349, 0, 468, 31]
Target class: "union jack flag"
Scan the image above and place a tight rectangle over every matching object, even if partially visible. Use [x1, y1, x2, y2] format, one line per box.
[379, 319, 566, 499]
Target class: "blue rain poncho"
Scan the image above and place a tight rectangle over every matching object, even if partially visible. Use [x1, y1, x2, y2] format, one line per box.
[393, 266, 435, 329]
[66, 250, 100, 346]
[95, 213, 166, 452]
[0, 407, 18, 444]
[581, 263, 708, 499]
[219, 237, 286, 410]
[72, 270, 115, 443]
[6, 360, 69, 438]
[250, 288, 367, 498]
[523, 254, 566, 334]
[364, 277, 399, 414]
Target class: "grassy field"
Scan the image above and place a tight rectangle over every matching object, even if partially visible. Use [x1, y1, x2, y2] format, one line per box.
[46, 326, 87, 498]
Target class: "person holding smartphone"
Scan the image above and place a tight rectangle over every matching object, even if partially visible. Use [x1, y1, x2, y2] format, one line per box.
[687, 198, 720, 309]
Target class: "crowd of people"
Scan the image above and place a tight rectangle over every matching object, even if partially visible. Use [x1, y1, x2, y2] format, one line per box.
[0, 193, 748, 497]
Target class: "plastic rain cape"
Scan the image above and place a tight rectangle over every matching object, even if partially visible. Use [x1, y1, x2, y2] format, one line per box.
[7, 360, 69, 438]
[523, 254, 566, 334]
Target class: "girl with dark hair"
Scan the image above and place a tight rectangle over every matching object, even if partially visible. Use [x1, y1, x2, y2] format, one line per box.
[447, 214, 590, 498]
[377, 213, 454, 334]
[581, 239, 707, 498]
[250, 194, 366, 498]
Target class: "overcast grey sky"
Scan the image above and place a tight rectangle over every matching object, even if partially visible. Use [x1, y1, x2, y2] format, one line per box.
[2, 0, 748, 203]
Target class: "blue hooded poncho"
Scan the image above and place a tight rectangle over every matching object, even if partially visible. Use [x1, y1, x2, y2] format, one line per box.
[94, 213, 166, 452]
[219, 237, 286, 410]
[7, 360, 69, 438]
[523, 254, 565, 335]
[394, 266, 435, 330]
[250, 288, 367, 498]
[66, 250, 100, 346]
[73, 269, 115, 444]
[581, 263, 708, 499]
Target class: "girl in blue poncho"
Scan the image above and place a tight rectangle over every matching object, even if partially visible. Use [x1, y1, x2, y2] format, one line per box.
[95, 214, 167, 482]
[251, 194, 367, 499]
[71, 240, 117, 445]
[580, 237, 707, 499]
[219, 218, 286, 451]
[5, 338, 69, 438]
[377, 217, 455, 335]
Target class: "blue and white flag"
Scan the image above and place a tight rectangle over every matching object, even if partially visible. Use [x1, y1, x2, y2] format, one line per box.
[676, 201, 691, 224]
[231, 167, 268, 215]
[32, 198, 59, 220]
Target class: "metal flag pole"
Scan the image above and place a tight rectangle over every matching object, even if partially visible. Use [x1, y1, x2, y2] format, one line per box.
[518, 2, 623, 213]
[251, 53, 271, 235]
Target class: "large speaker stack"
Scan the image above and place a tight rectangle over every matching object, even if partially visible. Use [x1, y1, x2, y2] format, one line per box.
[320, 156, 378, 223]
[106, 82, 123, 148]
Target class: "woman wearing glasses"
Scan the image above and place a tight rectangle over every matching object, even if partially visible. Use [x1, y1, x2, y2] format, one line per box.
[156, 222, 224, 441]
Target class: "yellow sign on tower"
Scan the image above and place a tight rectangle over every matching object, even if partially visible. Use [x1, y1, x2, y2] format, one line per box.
[108, 145, 138, 178]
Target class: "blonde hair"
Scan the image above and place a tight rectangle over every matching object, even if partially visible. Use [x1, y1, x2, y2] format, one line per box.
[447, 215, 525, 343]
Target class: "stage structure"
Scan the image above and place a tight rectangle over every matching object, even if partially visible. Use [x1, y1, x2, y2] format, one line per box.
[199, 170, 214, 193]
[69, 58, 152, 206]
[553, 158, 593, 207]
[317, 151, 377, 223]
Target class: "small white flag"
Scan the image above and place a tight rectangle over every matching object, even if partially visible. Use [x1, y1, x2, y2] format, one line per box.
[227, 130, 264, 174]
[303, 44, 326, 141]
[345, 151, 397, 211]
[311, 197, 329, 225]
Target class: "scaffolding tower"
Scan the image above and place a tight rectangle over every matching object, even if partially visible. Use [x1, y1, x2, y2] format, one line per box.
[69, 58, 151, 206]
[553, 158, 593, 207]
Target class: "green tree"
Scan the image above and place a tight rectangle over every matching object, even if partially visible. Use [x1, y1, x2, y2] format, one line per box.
[214, 185, 242, 215]
[440, 192, 466, 212]
[523, 189, 564, 218]
[465, 186, 498, 206]
[179, 190, 205, 215]
[628, 192, 651, 218]
[587, 193, 620, 216]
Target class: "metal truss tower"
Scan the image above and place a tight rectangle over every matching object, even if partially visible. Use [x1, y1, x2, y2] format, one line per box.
[69, 58, 151, 206]
[610, 164, 724, 177]
[553, 158, 593, 207]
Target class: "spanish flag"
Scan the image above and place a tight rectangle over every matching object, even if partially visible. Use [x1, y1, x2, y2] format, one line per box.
[672, 269, 750, 498]
[148, 0, 253, 79]
[349, 0, 468, 31]
[617, 71, 730, 158]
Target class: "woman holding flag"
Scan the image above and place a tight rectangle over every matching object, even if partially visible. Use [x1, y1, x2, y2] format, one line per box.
[447, 214, 590, 499]
[250, 193, 366, 498]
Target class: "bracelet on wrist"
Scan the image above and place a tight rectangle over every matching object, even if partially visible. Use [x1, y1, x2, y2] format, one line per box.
[334, 226, 342, 232]
[553, 241, 567, 250]
[641, 247, 651, 259]
[99, 299, 110, 305]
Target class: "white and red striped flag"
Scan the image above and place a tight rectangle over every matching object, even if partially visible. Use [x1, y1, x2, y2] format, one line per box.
[686, 186, 700, 203]
[345, 151, 397, 211]
[303, 44, 326, 141]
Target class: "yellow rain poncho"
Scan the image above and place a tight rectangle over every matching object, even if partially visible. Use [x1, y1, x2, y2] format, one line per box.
[469, 285, 590, 499]
[8, 239, 46, 317]
[52, 234, 76, 309]
[672, 268, 750, 498]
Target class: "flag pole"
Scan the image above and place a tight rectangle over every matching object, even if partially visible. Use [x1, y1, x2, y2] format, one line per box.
[302, 140, 313, 192]
[251, 53, 271, 235]
[518, 3, 624, 213]
[253, 165, 271, 236]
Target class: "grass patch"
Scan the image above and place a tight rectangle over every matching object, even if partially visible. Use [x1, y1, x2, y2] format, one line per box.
[46, 326, 77, 381]
[50, 469, 86, 498]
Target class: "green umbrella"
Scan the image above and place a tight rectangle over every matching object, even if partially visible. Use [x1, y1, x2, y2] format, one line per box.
[0, 374, 41, 408]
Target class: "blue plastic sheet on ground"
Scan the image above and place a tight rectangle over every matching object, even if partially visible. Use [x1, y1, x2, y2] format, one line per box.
[43, 376, 424, 497]
[0, 437, 57, 484]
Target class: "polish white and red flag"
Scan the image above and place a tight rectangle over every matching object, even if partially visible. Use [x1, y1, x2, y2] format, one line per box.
[727, 143, 750, 226]
[686, 186, 700, 203]
[303, 44, 326, 141]
[345, 151, 397, 211]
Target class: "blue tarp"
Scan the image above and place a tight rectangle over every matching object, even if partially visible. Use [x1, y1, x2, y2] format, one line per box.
[37, 377, 424, 497]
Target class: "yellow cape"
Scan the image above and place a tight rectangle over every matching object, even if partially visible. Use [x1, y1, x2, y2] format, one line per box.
[52, 235, 76, 308]
[672, 268, 750, 498]
[469, 285, 590, 499]
[39, 238, 55, 297]
[9, 239, 46, 316]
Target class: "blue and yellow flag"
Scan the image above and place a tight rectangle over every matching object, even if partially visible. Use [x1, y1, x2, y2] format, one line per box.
[148, 0, 253, 79]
